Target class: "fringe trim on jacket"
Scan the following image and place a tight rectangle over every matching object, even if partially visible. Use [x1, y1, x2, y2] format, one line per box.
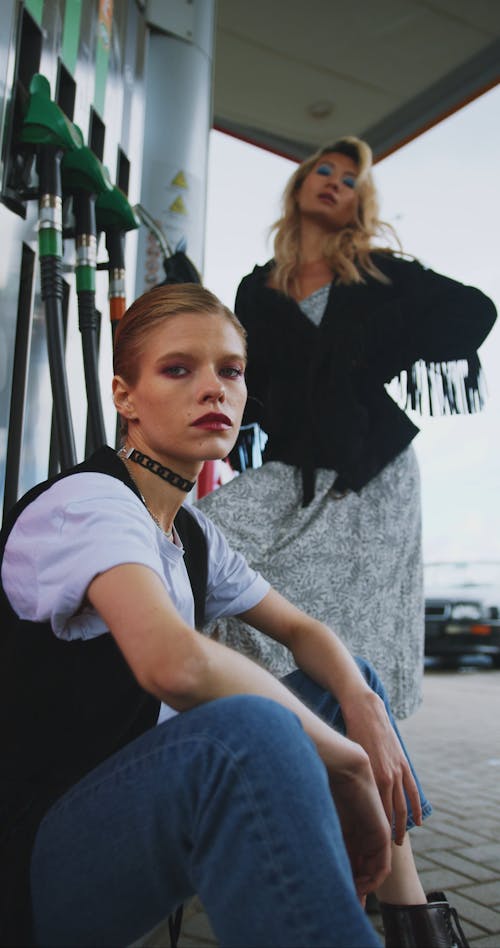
[396, 354, 486, 416]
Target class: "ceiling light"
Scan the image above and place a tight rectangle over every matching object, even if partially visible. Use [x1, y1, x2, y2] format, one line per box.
[307, 100, 334, 119]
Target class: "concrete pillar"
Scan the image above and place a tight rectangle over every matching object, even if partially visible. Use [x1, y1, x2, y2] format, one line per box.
[136, 0, 216, 295]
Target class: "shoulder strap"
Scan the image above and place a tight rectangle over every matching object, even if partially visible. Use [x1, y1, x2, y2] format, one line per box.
[174, 506, 208, 630]
[1, 447, 127, 542]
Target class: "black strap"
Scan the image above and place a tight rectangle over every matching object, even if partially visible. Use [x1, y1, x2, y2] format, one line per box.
[168, 905, 184, 948]
[174, 505, 208, 629]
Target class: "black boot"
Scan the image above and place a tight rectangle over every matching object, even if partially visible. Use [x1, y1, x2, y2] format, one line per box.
[380, 890, 470, 948]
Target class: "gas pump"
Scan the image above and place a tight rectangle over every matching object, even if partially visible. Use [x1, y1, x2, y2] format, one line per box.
[95, 184, 140, 446]
[61, 144, 113, 453]
[20, 73, 82, 469]
[95, 184, 140, 337]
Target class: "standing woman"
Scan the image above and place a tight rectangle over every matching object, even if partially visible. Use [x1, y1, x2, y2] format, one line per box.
[198, 136, 496, 719]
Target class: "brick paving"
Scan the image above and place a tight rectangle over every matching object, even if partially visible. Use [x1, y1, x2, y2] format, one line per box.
[140, 666, 500, 947]
[394, 664, 500, 947]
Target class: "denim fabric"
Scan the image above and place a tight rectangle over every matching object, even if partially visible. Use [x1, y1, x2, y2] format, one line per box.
[283, 658, 432, 830]
[30, 662, 425, 948]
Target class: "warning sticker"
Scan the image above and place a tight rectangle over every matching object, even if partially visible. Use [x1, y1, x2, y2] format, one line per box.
[169, 196, 188, 215]
[171, 170, 188, 189]
[139, 161, 203, 283]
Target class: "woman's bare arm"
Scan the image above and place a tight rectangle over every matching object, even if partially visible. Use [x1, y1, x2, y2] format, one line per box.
[239, 588, 422, 843]
[87, 561, 391, 892]
[88, 564, 361, 762]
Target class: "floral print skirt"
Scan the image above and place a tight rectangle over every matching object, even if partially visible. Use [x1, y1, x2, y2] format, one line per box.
[197, 446, 423, 719]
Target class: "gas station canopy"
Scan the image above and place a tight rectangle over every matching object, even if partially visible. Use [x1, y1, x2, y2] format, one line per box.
[213, 0, 500, 161]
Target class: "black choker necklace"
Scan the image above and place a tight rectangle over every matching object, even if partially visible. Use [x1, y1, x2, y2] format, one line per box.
[118, 447, 196, 493]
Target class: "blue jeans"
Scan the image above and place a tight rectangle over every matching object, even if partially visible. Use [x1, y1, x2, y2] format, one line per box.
[30, 660, 430, 947]
[284, 658, 432, 832]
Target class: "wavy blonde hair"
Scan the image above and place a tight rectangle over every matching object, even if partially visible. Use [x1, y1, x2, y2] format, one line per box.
[272, 136, 401, 293]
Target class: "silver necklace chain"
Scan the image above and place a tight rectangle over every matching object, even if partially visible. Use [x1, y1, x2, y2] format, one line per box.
[118, 451, 174, 540]
[142, 502, 174, 540]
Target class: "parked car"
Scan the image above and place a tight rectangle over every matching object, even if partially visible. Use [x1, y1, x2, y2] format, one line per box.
[424, 562, 500, 666]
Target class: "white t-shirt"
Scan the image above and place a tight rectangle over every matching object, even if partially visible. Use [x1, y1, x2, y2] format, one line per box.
[2, 471, 269, 643]
[2, 473, 270, 723]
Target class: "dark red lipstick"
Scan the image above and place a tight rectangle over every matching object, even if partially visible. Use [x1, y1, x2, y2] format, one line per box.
[191, 412, 232, 430]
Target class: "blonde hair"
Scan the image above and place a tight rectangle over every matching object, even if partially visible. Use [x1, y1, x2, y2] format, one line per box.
[272, 136, 401, 293]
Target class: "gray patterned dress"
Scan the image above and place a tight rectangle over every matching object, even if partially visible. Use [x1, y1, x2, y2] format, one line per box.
[197, 286, 424, 719]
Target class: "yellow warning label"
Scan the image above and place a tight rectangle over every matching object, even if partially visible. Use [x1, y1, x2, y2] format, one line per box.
[169, 195, 187, 215]
[171, 170, 188, 188]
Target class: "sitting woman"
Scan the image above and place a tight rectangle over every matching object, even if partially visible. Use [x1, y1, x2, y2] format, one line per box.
[1, 284, 468, 948]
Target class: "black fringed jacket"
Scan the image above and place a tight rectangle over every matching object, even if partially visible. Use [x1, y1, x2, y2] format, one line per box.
[234, 253, 497, 504]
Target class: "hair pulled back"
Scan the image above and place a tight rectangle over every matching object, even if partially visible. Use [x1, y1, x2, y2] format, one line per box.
[113, 283, 246, 386]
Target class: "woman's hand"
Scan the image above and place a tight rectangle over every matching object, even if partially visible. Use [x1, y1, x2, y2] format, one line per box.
[327, 746, 392, 899]
[341, 691, 422, 844]
[242, 591, 423, 843]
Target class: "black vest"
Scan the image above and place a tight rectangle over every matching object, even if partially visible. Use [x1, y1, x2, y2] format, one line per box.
[0, 446, 207, 945]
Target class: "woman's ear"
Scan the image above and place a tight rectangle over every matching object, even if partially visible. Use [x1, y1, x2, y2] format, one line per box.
[112, 375, 136, 419]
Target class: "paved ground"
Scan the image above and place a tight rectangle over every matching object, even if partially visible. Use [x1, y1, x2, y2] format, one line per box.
[395, 663, 500, 947]
[140, 664, 500, 947]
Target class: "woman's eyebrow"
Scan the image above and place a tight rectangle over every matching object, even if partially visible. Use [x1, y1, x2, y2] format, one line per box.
[154, 350, 246, 364]
[158, 349, 193, 359]
[154, 350, 194, 363]
[222, 351, 247, 362]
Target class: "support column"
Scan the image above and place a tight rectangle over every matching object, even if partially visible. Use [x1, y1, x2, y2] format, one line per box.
[136, 0, 216, 295]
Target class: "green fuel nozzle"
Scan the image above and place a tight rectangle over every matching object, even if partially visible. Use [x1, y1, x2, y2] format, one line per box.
[19, 74, 79, 469]
[61, 141, 113, 295]
[20, 74, 83, 153]
[95, 185, 140, 326]
[95, 185, 141, 233]
[60, 140, 112, 453]
[61, 140, 113, 198]
[20, 75, 84, 257]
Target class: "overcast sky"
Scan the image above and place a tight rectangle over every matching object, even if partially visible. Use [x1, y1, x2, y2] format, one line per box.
[204, 84, 500, 567]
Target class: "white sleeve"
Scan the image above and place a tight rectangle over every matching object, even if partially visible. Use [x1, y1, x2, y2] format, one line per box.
[2, 473, 164, 640]
[185, 505, 270, 621]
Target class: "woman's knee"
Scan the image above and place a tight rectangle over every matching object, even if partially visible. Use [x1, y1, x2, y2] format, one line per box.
[204, 693, 304, 743]
[197, 694, 320, 772]
[199, 695, 329, 812]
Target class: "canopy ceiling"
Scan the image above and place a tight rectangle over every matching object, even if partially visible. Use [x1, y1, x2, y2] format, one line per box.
[213, 0, 500, 161]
